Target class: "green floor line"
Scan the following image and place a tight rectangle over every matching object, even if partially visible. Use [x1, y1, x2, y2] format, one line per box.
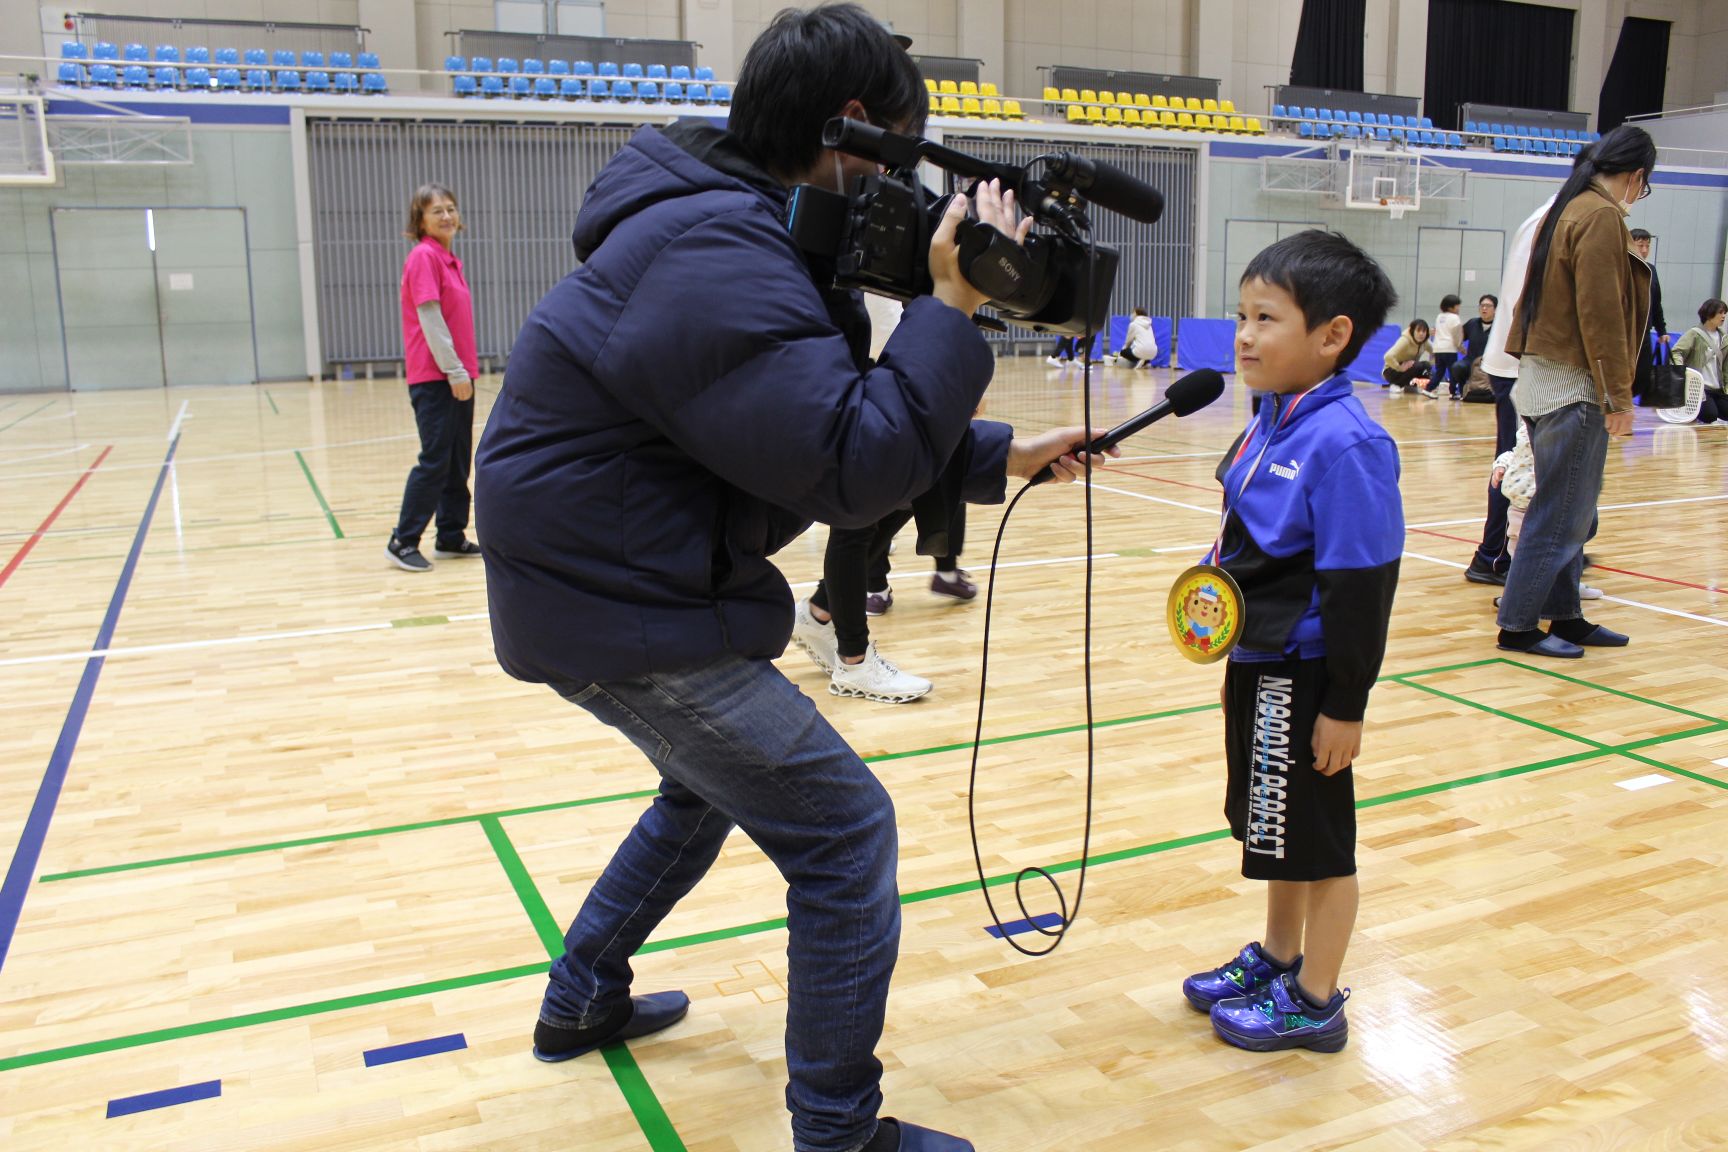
[293, 450, 344, 539]
[1499, 659, 1725, 725]
[1391, 676, 1608, 749]
[1614, 750, 1728, 791]
[5, 720, 1715, 1077]
[484, 816, 686, 1149]
[264, 391, 280, 415]
[0, 399, 58, 435]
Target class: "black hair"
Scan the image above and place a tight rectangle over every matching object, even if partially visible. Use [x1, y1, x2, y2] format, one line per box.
[1518, 125, 1657, 341]
[1480, 294, 1498, 307]
[1440, 294, 1461, 311]
[1132, 306, 1148, 316]
[1408, 318, 1430, 342]
[1699, 298, 1727, 324]
[1240, 229, 1397, 371]
[1630, 228, 1653, 242]
[729, 4, 928, 179]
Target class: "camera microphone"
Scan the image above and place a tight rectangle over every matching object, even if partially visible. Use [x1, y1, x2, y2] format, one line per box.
[1028, 368, 1225, 486]
[1040, 155, 1166, 225]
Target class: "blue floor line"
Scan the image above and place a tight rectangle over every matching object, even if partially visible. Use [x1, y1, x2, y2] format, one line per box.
[107, 1079, 221, 1117]
[985, 912, 1065, 939]
[363, 1032, 468, 1066]
[0, 433, 181, 973]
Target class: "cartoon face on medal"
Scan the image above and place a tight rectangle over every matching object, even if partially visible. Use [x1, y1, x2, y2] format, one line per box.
[1167, 564, 1244, 663]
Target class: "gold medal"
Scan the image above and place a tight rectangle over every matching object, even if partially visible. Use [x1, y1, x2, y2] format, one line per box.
[1167, 564, 1244, 663]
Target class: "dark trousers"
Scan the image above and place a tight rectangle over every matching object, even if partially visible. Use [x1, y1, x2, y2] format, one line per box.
[1050, 335, 1079, 361]
[1382, 361, 1432, 388]
[811, 511, 913, 659]
[394, 380, 475, 548]
[1433, 352, 1459, 395]
[1471, 374, 1518, 571]
[1698, 388, 1728, 424]
[869, 505, 962, 589]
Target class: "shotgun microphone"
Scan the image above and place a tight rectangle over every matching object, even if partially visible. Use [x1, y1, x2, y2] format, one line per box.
[1028, 368, 1226, 486]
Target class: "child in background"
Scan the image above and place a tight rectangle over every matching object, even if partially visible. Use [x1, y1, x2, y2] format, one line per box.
[1381, 319, 1432, 391]
[1428, 294, 1464, 398]
[1490, 423, 1602, 600]
[1107, 307, 1159, 368]
[1183, 230, 1403, 1054]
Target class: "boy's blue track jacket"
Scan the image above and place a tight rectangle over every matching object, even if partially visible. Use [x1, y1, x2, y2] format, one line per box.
[1208, 374, 1403, 721]
[474, 121, 1012, 686]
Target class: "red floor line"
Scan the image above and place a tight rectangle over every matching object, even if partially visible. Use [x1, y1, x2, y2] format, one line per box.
[1104, 464, 1220, 494]
[0, 445, 114, 591]
[1410, 527, 1480, 546]
[1410, 528, 1722, 594]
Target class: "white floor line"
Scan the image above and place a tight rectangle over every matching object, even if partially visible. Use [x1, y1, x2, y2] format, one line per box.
[785, 551, 1120, 591]
[0, 433, 419, 483]
[0, 621, 394, 668]
[1087, 482, 1217, 516]
[0, 443, 92, 466]
[1408, 492, 1728, 531]
[166, 400, 190, 443]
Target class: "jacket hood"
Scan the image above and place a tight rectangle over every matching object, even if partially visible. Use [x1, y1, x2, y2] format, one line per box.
[572, 119, 786, 261]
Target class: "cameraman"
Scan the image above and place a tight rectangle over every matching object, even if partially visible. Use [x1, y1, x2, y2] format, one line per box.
[474, 6, 1103, 1151]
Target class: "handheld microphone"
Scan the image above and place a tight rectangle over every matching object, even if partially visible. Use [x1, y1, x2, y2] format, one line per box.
[1041, 154, 1166, 225]
[1028, 368, 1226, 486]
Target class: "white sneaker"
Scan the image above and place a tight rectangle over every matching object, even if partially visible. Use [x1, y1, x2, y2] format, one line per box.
[1103, 354, 1118, 365]
[1045, 356, 1066, 367]
[829, 643, 932, 704]
[791, 599, 840, 674]
[1579, 582, 1603, 600]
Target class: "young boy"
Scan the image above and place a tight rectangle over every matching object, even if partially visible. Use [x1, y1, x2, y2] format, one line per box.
[1429, 293, 1464, 397]
[1182, 230, 1404, 1053]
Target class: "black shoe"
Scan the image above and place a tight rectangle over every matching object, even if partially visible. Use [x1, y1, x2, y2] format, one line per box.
[1464, 562, 1507, 586]
[1497, 628, 1583, 658]
[532, 990, 690, 1063]
[1550, 618, 1629, 647]
[387, 534, 432, 572]
[433, 538, 481, 558]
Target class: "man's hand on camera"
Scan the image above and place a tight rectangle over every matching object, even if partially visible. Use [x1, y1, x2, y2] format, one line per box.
[930, 178, 1031, 319]
[1006, 425, 1119, 484]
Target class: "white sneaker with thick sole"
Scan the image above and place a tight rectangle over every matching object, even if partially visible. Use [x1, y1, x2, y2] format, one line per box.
[1579, 582, 1603, 599]
[791, 599, 840, 674]
[829, 643, 932, 704]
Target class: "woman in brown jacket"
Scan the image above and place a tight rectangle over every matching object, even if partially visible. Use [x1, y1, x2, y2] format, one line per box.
[1497, 125, 1656, 658]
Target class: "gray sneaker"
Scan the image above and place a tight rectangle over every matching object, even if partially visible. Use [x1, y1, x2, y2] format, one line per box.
[791, 599, 840, 673]
[387, 535, 432, 572]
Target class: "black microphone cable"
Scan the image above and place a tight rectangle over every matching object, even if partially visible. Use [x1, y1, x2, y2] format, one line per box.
[965, 209, 1101, 957]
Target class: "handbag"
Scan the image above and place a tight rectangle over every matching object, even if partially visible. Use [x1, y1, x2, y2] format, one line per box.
[1648, 361, 1688, 409]
[1460, 360, 1495, 402]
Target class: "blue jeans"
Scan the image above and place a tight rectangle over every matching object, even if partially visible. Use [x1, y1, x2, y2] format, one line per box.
[542, 653, 901, 1152]
[1496, 402, 1606, 631]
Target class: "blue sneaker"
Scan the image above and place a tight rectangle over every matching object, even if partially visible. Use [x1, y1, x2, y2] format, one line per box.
[1210, 971, 1349, 1053]
[1181, 941, 1295, 1013]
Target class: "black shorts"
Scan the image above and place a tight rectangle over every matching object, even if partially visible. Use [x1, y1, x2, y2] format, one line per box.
[1223, 657, 1356, 881]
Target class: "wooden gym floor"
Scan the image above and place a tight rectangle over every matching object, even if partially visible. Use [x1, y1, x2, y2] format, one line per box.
[0, 360, 1724, 1150]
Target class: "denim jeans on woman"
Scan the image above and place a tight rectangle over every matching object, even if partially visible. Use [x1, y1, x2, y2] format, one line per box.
[1495, 401, 1607, 631]
[541, 652, 901, 1152]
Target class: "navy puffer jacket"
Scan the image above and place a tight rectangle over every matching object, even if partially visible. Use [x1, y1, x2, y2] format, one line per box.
[476, 120, 1012, 684]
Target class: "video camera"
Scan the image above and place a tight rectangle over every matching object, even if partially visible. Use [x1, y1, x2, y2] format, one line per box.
[785, 119, 1165, 336]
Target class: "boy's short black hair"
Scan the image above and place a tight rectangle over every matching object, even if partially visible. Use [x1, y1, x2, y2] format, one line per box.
[1240, 230, 1397, 372]
[1699, 298, 1727, 324]
[1630, 228, 1653, 242]
[1480, 294, 1498, 306]
[729, 3, 928, 179]
[1440, 293, 1462, 311]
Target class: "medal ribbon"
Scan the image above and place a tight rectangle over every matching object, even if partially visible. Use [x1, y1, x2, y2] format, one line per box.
[1210, 382, 1323, 563]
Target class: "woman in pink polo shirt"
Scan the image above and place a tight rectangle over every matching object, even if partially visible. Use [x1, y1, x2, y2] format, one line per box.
[387, 182, 482, 572]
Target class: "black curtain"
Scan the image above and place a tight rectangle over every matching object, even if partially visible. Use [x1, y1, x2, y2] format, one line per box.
[1290, 0, 1365, 91]
[1599, 18, 1671, 130]
[1424, 0, 1574, 130]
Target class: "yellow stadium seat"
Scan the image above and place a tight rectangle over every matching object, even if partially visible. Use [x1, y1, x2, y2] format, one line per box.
[1151, 94, 1168, 109]
[960, 80, 978, 96]
[1245, 116, 1263, 134]
[1043, 85, 1060, 102]
[929, 93, 939, 113]
[939, 79, 959, 94]
[1085, 105, 1104, 123]
[1002, 99, 1023, 119]
[940, 94, 961, 114]
[983, 97, 1002, 117]
[1067, 104, 1085, 122]
[1061, 87, 1080, 102]
[924, 78, 937, 93]
[1159, 110, 1177, 129]
[1221, 98, 1236, 113]
[1123, 107, 1141, 125]
[1229, 115, 1246, 133]
[981, 82, 998, 97]
[1098, 90, 1116, 105]
[1080, 88, 1097, 103]
[1115, 91, 1131, 104]
[1203, 98, 1218, 112]
[962, 96, 982, 116]
[1104, 106, 1123, 123]
[1134, 92, 1150, 107]
[1195, 112, 1213, 131]
[1177, 111, 1194, 130]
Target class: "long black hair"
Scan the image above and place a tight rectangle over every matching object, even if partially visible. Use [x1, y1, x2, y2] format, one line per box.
[1517, 125, 1657, 341]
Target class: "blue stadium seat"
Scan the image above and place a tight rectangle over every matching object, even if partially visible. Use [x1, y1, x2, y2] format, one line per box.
[496, 57, 518, 73]
[1464, 120, 1477, 133]
[598, 61, 619, 77]
[588, 78, 611, 99]
[1344, 123, 1362, 139]
[184, 46, 210, 65]
[330, 51, 352, 68]
[1272, 103, 1285, 118]
[245, 48, 267, 67]
[123, 43, 148, 61]
[509, 75, 531, 97]
[154, 45, 179, 62]
[1418, 116, 1433, 129]
[215, 47, 238, 65]
[306, 70, 331, 92]
[612, 79, 636, 101]
[1390, 114, 1405, 128]
[469, 56, 492, 72]
[695, 65, 715, 81]
[711, 82, 730, 104]
[1301, 105, 1316, 119]
[481, 75, 504, 98]
[623, 62, 643, 77]
[121, 64, 148, 87]
[362, 71, 387, 94]
[1376, 112, 1390, 126]
[445, 55, 465, 71]
[1315, 122, 1332, 139]
[647, 63, 667, 79]
[559, 76, 583, 99]
[534, 76, 557, 98]
[186, 66, 211, 89]
[57, 62, 83, 85]
[358, 52, 380, 69]
[1298, 122, 1313, 139]
[302, 51, 325, 68]
[216, 67, 239, 91]
[272, 50, 294, 68]
[523, 58, 544, 74]
[333, 71, 359, 94]
[1448, 133, 1462, 148]
[90, 62, 119, 86]
[637, 80, 659, 102]
[549, 59, 569, 75]
[244, 68, 270, 90]
[154, 65, 179, 88]
[664, 80, 684, 102]
[671, 64, 690, 80]
[61, 41, 88, 59]
[685, 81, 706, 104]
[1318, 107, 1332, 122]
[93, 42, 118, 60]
[1348, 110, 1362, 123]
[1375, 126, 1390, 141]
[275, 69, 301, 91]
[573, 59, 594, 75]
